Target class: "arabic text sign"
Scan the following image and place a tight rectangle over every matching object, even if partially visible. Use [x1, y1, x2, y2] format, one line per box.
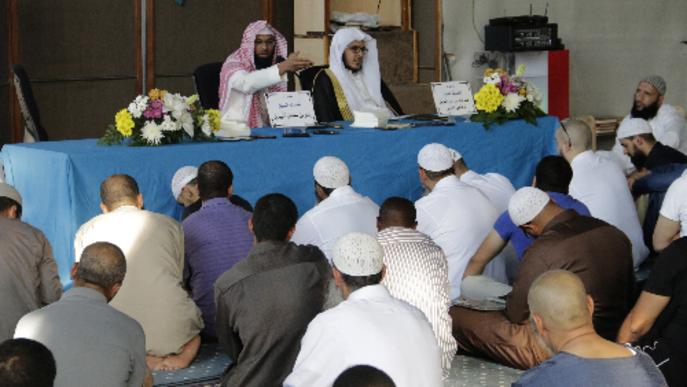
[430, 81, 476, 116]
[266, 91, 317, 128]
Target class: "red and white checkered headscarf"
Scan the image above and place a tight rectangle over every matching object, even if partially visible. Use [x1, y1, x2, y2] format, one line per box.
[218, 20, 288, 128]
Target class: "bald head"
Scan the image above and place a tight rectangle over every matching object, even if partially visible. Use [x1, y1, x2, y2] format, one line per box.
[76, 242, 127, 289]
[556, 119, 593, 153]
[377, 197, 417, 230]
[528, 270, 592, 332]
[100, 174, 140, 211]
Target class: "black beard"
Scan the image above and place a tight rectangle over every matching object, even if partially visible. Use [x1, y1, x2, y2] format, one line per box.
[630, 152, 648, 170]
[631, 98, 660, 120]
[254, 54, 273, 70]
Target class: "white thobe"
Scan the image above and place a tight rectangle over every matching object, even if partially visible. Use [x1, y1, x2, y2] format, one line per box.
[569, 150, 649, 267]
[285, 284, 443, 387]
[459, 170, 516, 213]
[416, 176, 499, 300]
[659, 172, 687, 237]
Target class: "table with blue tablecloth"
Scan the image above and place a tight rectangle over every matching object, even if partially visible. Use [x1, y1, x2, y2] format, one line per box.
[1, 116, 559, 283]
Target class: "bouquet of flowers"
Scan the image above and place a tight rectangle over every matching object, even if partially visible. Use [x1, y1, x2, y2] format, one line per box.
[99, 88, 220, 146]
[471, 65, 545, 128]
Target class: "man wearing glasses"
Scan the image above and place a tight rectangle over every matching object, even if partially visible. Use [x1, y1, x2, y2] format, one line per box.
[311, 28, 403, 123]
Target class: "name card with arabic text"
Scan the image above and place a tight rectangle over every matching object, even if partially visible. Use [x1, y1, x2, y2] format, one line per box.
[430, 81, 476, 116]
[266, 91, 318, 128]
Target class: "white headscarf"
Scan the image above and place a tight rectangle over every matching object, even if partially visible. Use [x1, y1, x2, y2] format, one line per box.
[329, 28, 385, 112]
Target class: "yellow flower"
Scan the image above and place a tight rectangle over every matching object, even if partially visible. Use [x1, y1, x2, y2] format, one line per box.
[148, 88, 167, 101]
[484, 68, 495, 77]
[474, 84, 504, 113]
[518, 87, 527, 96]
[206, 109, 221, 132]
[115, 109, 135, 137]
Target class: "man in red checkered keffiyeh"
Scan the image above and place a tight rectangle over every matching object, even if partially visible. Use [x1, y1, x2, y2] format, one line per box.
[218, 20, 312, 134]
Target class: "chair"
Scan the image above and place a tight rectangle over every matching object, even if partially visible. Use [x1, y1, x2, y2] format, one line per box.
[11, 64, 49, 142]
[296, 65, 328, 92]
[192, 62, 223, 110]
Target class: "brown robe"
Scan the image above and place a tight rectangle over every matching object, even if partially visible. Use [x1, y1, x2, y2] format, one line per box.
[451, 210, 635, 369]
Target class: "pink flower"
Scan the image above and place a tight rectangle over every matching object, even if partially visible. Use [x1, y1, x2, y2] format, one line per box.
[143, 99, 163, 119]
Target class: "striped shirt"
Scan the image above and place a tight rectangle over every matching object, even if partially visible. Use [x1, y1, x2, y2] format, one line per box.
[183, 197, 253, 338]
[377, 227, 457, 377]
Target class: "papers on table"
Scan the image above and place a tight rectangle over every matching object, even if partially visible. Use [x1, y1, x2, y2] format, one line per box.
[266, 91, 318, 128]
[351, 109, 391, 128]
[431, 81, 476, 116]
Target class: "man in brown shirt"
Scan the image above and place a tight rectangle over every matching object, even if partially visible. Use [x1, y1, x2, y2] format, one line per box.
[451, 187, 635, 369]
[0, 183, 62, 342]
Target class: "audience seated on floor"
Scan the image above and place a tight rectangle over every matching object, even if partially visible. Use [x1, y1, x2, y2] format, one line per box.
[451, 187, 635, 369]
[183, 160, 253, 341]
[619, 237, 687, 386]
[613, 75, 687, 174]
[333, 365, 396, 387]
[285, 233, 442, 387]
[415, 143, 500, 300]
[376, 197, 457, 377]
[214, 193, 331, 387]
[449, 147, 515, 213]
[0, 182, 62, 343]
[15, 242, 152, 387]
[172, 165, 253, 221]
[463, 155, 590, 279]
[291, 156, 379, 261]
[0, 338, 56, 387]
[512, 270, 666, 387]
[74, 174, 203, 371]
[653, 170, 687, 252]
[558, 118, 649, 268]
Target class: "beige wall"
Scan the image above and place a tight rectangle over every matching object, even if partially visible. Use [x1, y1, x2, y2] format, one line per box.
[443, 0, 687, 117]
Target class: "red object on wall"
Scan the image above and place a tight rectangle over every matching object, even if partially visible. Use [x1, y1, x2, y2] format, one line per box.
[547, 50, 570, 120]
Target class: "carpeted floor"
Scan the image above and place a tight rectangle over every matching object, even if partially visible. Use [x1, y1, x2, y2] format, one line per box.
[445, 355, 523, 387]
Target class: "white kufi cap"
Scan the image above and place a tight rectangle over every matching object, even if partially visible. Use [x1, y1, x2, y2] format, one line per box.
[508, 187, 550, 226]
[617, 118, 652, 139]
[171, 166, 198, 200]
[418, 143, 453, 172]
[448, 147, 463, 162]
[332, 233, 384, 276]
[313, 156, 350, 189]
[0, 182, 22, 206]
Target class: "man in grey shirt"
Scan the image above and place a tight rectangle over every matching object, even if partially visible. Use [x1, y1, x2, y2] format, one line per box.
[0, 182, 62, 342]
[513, 270, 666, 387]
[14, 242, 152, 387]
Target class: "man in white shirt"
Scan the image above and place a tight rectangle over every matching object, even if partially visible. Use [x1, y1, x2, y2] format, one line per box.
[612, 75, 687, 173]
[376, 197, 456, 377]
[415, 143, 500, 300]
[559, 119, 649, 268]
[291, 156, 379, 261]
[449, 147, 515, 213]
[653, 170, 687, 252]
[285, 233, 442, 387]
[218, 20, 312, 136]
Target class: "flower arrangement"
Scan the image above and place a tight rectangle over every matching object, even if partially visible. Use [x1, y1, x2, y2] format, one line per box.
[99, 89, 220, 146]
[471, 65, 545, 128]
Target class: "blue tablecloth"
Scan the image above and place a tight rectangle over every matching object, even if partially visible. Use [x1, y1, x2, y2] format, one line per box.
[2, 116, 558, 284]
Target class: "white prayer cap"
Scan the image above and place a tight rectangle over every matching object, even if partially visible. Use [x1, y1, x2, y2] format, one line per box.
[508, 187, 550, 226]
[332, 232, 384, 276]
[448, 148, 463, 162]
[418, 143, 453, 172]
[171, 166, 198, 200]
[617, 118, 652, 139]
[0, 182, 22, 206]
[313, 156, 350, 189]
[256, 26, 274, 35]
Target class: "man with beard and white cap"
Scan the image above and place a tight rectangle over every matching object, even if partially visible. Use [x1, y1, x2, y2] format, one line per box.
[415, 143, 500, 300]
[310, 28, 403, 123]
[291, 156, 379, 261]
[449, 147, 515, 213]
[451, 187, 635, 370]
[285, 233, 442, 387]
[612, 75, 687, 174]
[218, 20, 312, 136]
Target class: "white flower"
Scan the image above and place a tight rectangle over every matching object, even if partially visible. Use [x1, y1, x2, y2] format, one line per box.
[160, 115, 178, 131]
[185, 94, 199, 106]
[141, 121, 163, 145]
[127, 95, 149, 119]
[163, 93, 187, 118]
[502, 92, 525, 113]
[483, 73, 502, 85]
[178, 111, 194, 137]
[526, 84, 543, 106]
[201, 115, 212, 137]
